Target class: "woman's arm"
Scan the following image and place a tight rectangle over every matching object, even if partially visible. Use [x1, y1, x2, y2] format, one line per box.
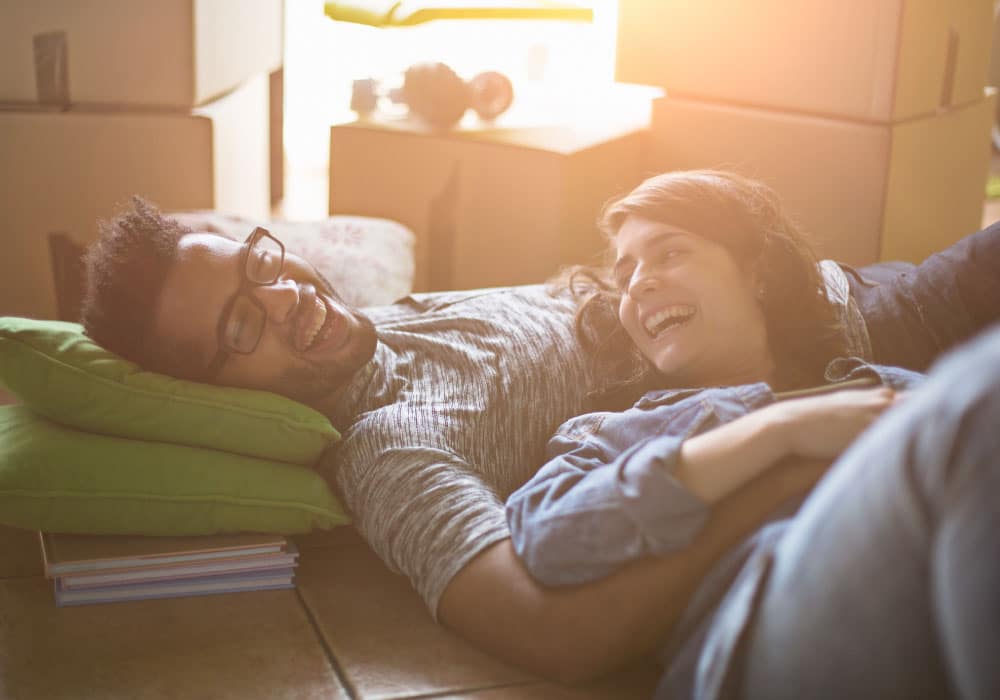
[508, 386, 900, 586]
[442, 455, 830, 683]
[482, 387, 900, 681]
[676, 385, 899, 502]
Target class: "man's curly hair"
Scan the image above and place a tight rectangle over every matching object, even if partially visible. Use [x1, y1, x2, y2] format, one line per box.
[555, 170, 849, 400]
[81, 197, 199, 377]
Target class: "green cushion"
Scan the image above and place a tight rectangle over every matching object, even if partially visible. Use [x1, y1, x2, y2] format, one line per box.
[0, 405, 349, 535]
[0, 317, 339, 465]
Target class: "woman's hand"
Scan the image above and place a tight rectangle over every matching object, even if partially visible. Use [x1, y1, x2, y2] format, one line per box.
[771, 387, 902, 461]
[675, 386, 901, 504]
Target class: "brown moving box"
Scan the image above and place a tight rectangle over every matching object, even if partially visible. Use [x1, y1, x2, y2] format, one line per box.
[0, 0, 283, 108]
[329, 104, 651, 292]
[0, 74, 270, 320]
[617, 0, 993, 122]
[646, 88, 996, 266]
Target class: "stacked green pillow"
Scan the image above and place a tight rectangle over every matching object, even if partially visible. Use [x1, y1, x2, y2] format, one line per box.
[0, 317, 349, 535]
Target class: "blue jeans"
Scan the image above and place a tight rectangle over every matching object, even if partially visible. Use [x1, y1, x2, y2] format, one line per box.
[733, 323, 1000, 699]
[848, 221, 1000, 371]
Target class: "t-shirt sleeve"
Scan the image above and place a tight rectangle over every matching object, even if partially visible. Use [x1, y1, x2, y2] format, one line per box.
[505, 412, 709, 587]
[331, 443, 511, 619]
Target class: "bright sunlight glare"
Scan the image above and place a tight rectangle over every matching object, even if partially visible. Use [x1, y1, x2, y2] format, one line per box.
[281, 0, 621, 218]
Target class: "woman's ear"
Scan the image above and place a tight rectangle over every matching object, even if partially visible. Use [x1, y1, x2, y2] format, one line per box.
[748, 262, 767, 301]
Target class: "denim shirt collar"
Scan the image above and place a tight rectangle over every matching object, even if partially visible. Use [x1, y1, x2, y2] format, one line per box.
[824, 357, 925, 391]
[635, 382, 775, 412]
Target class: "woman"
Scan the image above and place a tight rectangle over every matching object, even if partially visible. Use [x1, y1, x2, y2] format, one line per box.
[506, 171, 1000, 699]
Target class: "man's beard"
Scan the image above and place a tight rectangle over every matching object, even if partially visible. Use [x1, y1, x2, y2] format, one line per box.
[279, 312, 378, 407]
[275, 266, 378, 406]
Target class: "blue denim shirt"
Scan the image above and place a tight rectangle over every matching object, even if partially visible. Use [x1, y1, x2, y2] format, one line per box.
[507, 360, 921, 586]
[506, 360, 924, 698]
[507, 383, 773, 585]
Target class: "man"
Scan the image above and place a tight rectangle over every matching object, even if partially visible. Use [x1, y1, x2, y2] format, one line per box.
[82, 197, 1000, 682]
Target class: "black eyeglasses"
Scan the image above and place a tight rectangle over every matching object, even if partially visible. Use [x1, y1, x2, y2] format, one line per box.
[204, 227, 286, 380]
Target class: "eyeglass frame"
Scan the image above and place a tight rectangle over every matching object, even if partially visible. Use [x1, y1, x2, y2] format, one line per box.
[203, 227, 286, 381]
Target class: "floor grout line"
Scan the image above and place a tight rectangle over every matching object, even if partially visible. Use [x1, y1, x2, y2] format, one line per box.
[294, 584, 361, 700]
[377, 679, 539, 700]
[0, 573, 47, 582]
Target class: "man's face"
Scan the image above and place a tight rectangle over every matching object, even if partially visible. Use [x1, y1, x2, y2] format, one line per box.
[151, 232, 377, 406]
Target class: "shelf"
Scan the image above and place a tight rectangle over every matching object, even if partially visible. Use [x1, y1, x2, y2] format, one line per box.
[324, 1, 593, 27]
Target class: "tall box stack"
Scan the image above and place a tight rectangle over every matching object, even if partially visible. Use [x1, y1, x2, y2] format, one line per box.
[617, 0, 996, 266]
[0, 0, 283, 320]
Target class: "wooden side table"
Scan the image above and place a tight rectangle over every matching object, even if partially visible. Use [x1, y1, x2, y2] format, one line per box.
[329, 90, 653, 291]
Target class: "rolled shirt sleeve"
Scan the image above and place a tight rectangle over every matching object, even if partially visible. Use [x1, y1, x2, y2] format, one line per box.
[507, 413, 710, 586]
[507, 385, 775, 586]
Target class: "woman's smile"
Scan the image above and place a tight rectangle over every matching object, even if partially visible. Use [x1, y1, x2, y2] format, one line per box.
[615, 215, 774, 387]
[641, 304, 697, 339]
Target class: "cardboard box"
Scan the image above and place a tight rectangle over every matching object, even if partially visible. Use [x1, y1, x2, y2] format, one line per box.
[0, 0, 283, 107]
[329, 111, 649, 292]
[617, 0, 993, 122]
[646, 89, 995, 266]
[0, 74, 270, 320]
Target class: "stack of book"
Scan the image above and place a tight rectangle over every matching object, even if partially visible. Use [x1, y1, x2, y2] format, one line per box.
[39, 532, 298, 606]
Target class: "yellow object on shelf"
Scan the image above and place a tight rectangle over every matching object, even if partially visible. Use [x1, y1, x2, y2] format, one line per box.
[324, 0, 592, 27]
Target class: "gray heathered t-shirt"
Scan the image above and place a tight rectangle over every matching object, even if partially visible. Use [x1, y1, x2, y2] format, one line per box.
[320, 285, 598, 617]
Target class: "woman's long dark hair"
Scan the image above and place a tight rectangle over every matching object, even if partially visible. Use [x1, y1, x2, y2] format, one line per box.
[557, 170, 849, 399]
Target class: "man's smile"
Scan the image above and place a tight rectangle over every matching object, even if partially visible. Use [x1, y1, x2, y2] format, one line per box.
[296, 294, 328, 351]
[293, 289, 354, 356]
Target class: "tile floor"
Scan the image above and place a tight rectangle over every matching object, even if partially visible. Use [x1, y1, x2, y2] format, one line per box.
[1, 386, 663, 700]
[0, 523, 660, 700]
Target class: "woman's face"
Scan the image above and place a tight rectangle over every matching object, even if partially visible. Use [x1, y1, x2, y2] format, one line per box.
[614, 215, 774, 387]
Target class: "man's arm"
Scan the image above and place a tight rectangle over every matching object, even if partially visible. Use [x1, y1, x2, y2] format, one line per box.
[438, 457, 830, 683]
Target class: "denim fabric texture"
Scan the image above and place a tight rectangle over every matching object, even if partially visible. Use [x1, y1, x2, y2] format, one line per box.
[507, 363, 923, 590]
[507, 362, 926, 700]
[512, 329, 1000, 700]
[845, 219, 1000, 371]
[734, 323, 1000, 700]
[507, 224, 1000, 699]
[507, 383, 774, 586]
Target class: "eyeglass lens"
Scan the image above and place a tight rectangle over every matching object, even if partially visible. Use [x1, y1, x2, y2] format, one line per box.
[246, 232, 283, 284]
[220, 232, 284, 353]
[222, 296, 267, 354]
